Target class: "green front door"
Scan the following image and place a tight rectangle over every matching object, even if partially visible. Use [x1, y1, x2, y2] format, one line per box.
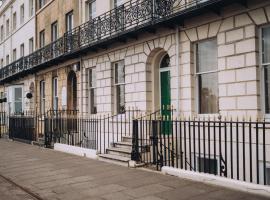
[160, 70, 171, 135]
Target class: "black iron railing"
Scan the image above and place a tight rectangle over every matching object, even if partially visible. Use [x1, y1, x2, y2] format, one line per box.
[132, 114, 270, 185]
[0, 0, 219, 82]
[44, 108, 141, 153]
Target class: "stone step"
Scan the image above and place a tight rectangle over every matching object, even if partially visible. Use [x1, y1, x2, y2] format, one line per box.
[122, 136, 132, 143]
[106, 147, 131, 158]
[114, 141, 132, 150]
[98, 154, 130, 167]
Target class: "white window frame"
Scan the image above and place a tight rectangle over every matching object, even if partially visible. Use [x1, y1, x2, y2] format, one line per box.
[20, 4, 24, 25]
[260, 25, 270, 118]
[6, 55, 9, 65]
[0, 25, 4, 41]
[194, 38, 219, 115]
[12, 12, 16, 30]
[86, 0, 96, 20]
[40, 80, 46, 114]
[12, 49, 16, 62]
[51, 21, 58, 42]
[113, 60, 125, 114]
[29, 0, 34, 17]
[29, 37, 34, 53]
[88, 67, 97, 114]
[52, 77, 58, 110]
[66, 11, 74, 32]
[6, 19, 9, 36]
[39, 30, 45, 48]
[20, 43, 24, 57]
[8, 85, 24, 114]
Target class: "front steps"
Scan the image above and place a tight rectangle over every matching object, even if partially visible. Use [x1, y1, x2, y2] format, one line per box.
[98, 136, 138, 167]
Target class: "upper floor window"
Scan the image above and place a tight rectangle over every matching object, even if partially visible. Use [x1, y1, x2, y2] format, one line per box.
[13, 12, 17, 30]
[113, 60, 125, 114]
[195, 39, 218, 114]
[6, 55, 9, 65]
[86, 0, 96, 20]
[29, 0, 34, 17]
[6, 19, 9, 36]
[29, 37, 34, 53]
[52, 77, 58, 110]
[262, 26, 270, 114]
[39, 0, 46, 9]
[0, 59, 3, 67]
[66, 11, 74, 32]
[0, 25, 4, 41]
[39, 30, 45, 48]
[20, 4, 25, 24]
[112, 0, 124, 8]
[12, 49, 16, 62]
[51, 21, 58, 42]
[88, 67, 97, 114]
[20, 43, 24, 57]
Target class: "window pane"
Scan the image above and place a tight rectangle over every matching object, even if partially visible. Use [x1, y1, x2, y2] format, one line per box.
[116, 85, 125, 114]
[198, 158, 217, 175]
[262, 27, 270, 64]
[264, 66, 270, 113]
[90, 88, 97, 114]
[197, 40, 217, 73]
[115, 62, 124, 84]
[199, 73, 218, 114]
[89, 68, 96, 88]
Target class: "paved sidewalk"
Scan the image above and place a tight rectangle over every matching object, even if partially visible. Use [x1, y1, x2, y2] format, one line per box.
[0, 140, 268, 200]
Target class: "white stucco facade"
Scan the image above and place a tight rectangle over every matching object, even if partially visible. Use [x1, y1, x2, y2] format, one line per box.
[0, 0, 35, 67]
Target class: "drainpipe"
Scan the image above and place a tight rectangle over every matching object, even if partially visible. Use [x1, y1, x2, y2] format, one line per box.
[175, 27, 180, 116]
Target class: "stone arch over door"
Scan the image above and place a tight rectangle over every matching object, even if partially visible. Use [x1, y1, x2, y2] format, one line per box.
[67, 70, 77, 111]
[146, 48, 171, 113]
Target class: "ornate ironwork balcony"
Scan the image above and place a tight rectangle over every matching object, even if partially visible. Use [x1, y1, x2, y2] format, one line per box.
[0, 0, 235, 83]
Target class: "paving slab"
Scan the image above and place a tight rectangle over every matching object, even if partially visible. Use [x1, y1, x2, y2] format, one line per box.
[0, 140, 269, 200]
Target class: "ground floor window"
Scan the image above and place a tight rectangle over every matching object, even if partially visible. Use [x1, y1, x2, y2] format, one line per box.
[113, 60, 125, 114]
[40, 81, 45, 114]
[195, 39, 218, 114]
[52, 77, 58, 110]
[88, 67, 97, 114]
[261, 26, 270, 114]
[8, 86, 23, 114]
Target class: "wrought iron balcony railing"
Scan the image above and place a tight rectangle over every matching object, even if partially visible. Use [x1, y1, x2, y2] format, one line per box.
[0, 0, 221, 82]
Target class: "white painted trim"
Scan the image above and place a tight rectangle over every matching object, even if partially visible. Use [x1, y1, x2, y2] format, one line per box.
[162, 167, 270, 198]
[54, 143, 98, 160]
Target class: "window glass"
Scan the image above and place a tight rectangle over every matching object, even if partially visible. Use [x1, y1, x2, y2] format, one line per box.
[198, 157, 218, 175]
[14, 87, 22, 114]
[52, 77, 58, 110]
[262, 27, 270, 64]
[197, 40, 218, 73]
[88, 68, 97, 114]
[114, 60, 125, 114]
[196, 39, 218, 114]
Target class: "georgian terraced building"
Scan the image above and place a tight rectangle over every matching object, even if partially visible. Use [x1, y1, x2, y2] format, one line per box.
[0, 0, 270, 186]
[1, 0, 270, 118]
[0, 0, 35, 114]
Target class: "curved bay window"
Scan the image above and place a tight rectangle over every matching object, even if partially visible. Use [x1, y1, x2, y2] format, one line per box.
[196, 39, 218, 114]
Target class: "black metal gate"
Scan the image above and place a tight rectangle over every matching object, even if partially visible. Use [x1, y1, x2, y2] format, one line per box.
[9, 115, 36, 141]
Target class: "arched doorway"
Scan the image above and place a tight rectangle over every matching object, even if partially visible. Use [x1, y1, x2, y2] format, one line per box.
[67, 70, 77, 111]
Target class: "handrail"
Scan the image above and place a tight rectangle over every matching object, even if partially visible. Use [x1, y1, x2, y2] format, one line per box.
[0, 0, 215, 82]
